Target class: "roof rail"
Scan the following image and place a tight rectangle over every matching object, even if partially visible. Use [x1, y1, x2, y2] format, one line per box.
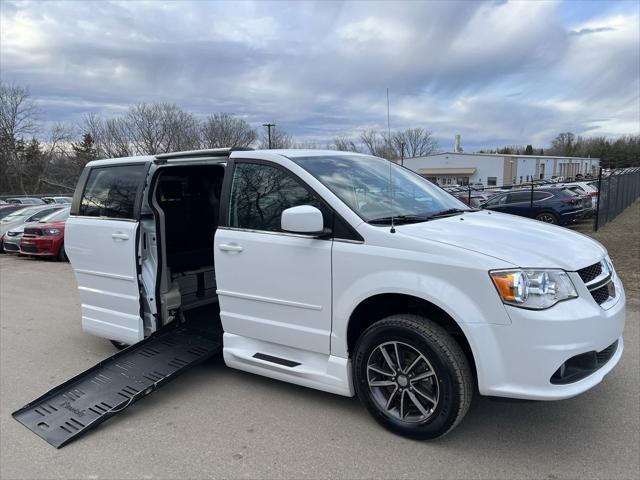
[154, 147, 253, 163]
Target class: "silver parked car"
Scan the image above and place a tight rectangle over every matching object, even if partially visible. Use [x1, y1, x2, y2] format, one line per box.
[5, 197, 46, 205]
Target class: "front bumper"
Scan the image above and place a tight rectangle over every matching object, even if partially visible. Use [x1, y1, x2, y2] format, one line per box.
[2, 235, 22, 252]
[20, 237, 58, 257]
[559, 208, 584, 224]
[465, 272, 625, 400]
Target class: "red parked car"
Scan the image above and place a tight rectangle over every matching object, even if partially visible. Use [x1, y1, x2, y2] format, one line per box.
[20, 207, 70, 260]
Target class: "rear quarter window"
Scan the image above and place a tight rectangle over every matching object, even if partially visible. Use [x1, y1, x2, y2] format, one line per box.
[533, 192, 552, 201]
[79, 164, 147, 219]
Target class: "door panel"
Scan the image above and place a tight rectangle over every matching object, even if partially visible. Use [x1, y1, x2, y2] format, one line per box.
[215, 228, 332, 354]
[65, 217, 142, 344]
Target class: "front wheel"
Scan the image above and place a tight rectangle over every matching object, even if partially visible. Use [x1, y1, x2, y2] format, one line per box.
[57, 243, 68, 262]
[353, 314, 473, 440]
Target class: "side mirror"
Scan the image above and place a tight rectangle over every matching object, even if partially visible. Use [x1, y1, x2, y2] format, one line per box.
[281, 205, 325, 235]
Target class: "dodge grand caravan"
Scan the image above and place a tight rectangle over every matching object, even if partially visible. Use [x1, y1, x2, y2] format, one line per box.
[16, 148, 625, 442]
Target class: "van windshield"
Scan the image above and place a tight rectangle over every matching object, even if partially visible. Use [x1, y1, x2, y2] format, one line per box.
[292, 154, 468, 223]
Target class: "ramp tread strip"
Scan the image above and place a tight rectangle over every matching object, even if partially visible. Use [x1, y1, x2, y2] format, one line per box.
[12, 326, 221, 448]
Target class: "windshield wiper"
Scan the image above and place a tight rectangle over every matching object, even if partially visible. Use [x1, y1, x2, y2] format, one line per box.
[425, 208, 475, 220]
[368, 214, 430, 225]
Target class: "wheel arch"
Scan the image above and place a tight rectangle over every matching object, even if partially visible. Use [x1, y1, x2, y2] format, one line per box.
[346, 293, 477, 378]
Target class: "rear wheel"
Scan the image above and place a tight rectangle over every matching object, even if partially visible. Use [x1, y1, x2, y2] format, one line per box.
[110, 340, 129, 350]
[535, 212, 558, 224]
[353, 314, 473, 440]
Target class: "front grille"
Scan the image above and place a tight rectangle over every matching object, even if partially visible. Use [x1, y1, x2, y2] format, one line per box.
[23, 227, 42, 236]
[20, 243, 37, 253]
[591, 284, 611, 305]
[577, 262, 602, 283]
[3, 242, 19, 251]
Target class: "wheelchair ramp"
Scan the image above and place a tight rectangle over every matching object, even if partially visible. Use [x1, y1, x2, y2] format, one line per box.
[12, 324, 221, 448]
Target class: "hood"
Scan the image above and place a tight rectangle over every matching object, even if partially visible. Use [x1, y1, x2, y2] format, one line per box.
[0, 218, 26, 236]
[35, 220, 67, 230]
[395, 210, 605, 271]
[7, 225, 25, 234]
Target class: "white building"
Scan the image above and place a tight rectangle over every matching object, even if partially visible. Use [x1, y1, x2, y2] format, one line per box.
[403, 152, 600, 187]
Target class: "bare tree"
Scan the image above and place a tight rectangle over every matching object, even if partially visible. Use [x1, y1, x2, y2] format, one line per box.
[0, 83, 41, 193]
[0, 83, 39, 141]
[31, 122, 74, 193]
[161, 105, 200, 152]
[200, 113, 257, 148]
[549, 132, 577, 156]
[360, 129, 397, 159]
[82, 113, 133, 159]
[393, 128, 438, 158]
[259, 126, 292, 149]
[333, 135, 359, 152]
[126, 103, 199, 155]
[83, 104, 200, 158]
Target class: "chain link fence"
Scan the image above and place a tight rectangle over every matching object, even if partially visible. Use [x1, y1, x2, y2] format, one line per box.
[594, 167, 640, 231]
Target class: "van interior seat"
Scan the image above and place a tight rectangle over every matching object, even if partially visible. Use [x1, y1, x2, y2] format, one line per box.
[156, 168, 221, 272]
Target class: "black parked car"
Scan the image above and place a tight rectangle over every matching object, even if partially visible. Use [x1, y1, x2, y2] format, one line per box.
[480, 188, 584, 225]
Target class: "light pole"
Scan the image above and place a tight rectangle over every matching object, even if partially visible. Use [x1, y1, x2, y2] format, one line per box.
[262, 123, 276, 149]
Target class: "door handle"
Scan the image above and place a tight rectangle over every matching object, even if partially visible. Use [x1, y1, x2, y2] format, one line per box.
[112, 232, 129, 241]
[218, 243, 243, 252]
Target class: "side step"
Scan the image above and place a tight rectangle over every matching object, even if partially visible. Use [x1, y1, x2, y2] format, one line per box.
[12, 324, 221, 448]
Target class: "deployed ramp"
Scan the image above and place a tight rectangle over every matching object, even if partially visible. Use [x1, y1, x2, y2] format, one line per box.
[13, 323, 221, 448]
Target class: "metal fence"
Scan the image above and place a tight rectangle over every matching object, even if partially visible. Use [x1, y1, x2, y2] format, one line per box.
[594, 167, 640, 231]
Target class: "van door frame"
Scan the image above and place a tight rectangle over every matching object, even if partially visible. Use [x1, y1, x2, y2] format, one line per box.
[146, 159, 228, 329]
[68, 160, 153, 344]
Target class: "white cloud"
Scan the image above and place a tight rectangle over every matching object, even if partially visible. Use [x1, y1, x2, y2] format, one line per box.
[0, 0, 637, 149]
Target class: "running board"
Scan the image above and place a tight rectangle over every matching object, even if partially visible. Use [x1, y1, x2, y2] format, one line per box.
[12, 324, 221, 448]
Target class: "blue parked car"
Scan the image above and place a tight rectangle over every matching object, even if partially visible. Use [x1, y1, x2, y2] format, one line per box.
[480, 188, 584, 225]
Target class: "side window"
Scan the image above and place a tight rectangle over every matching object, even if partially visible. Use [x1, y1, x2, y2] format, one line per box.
[229, 162, 326, 232]
[486, 194, 506, 206]
[79, 165, 147, 219]
[506, 192, 530, 203]
[533, 191, 552, 201]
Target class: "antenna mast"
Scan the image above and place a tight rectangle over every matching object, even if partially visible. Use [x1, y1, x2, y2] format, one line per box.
[387, 88, 395, 233]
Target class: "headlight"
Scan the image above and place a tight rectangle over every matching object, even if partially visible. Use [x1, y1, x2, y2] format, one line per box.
[6, 231, 20, 237]
[490, 269, 577, 310]
[42, 228, 60, 236]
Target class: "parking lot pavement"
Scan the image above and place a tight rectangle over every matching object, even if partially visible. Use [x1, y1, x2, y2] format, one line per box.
[1, 208, 639, 479]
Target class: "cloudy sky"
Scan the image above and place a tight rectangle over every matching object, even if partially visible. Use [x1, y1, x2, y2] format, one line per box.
[1, 0, 639, 151]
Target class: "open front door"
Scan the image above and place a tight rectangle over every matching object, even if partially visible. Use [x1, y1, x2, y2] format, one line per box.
[66, 163, 150, 345]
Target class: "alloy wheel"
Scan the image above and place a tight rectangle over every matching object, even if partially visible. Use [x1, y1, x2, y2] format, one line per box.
[537, 213, 557, 223]
[366, 341, 439, 423]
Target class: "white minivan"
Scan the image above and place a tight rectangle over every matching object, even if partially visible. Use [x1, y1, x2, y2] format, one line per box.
[64, 148, 625, 439]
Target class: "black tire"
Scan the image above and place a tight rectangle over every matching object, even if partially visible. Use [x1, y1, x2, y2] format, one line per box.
[57, 243, 68, 262]
[535, 212, 559, 224]
[353, 314, 473, 440]
[110, 340, 129, 350]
